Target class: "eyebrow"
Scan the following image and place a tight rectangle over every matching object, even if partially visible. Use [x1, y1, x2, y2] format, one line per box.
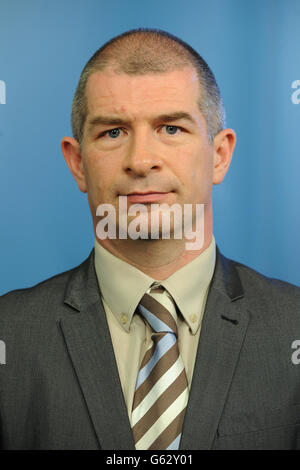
[87, 111, 197, 131]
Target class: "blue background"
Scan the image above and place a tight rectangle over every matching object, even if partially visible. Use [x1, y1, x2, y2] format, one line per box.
[0, 0, 299, 294]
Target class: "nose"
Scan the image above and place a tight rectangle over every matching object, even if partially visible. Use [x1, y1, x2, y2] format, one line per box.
[123, 128, 163, 177]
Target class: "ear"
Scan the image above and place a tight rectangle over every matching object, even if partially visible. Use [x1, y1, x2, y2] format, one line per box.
[61, 136, 87, 193]
[212, 128, 236, 185]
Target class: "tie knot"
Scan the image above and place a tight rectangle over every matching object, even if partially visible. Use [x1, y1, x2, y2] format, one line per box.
[137, 287, 178, 335]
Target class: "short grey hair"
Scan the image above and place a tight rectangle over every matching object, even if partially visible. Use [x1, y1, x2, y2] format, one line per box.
[71, 28, 226, 145]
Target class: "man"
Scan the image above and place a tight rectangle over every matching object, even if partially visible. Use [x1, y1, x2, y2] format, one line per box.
[0, 28, 300, 450]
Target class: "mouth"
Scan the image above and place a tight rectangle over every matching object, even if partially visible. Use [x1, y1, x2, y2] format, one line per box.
[123, 191, 173, 203]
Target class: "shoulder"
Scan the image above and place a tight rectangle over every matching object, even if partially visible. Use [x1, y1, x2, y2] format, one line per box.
[223, 254, 300, 313]
[0, 252, 92, 322]
[233, 257, 299, 293]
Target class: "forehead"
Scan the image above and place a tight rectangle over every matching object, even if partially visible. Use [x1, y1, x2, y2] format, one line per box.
[85, 67, 201, 117]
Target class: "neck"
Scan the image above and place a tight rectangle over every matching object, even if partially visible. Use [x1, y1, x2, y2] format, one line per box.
[94, 214, 213, 280]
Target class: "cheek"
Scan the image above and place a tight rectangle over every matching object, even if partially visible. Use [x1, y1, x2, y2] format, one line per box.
[83, 149, 116, 193]
[173, 145, 213, 187]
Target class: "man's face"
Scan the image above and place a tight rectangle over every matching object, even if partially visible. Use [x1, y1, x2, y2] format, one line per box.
[78, 67, 216, 237]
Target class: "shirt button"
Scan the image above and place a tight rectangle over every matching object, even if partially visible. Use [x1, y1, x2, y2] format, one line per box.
[189, 314, 197, 323]
[121, 314, 128, 325]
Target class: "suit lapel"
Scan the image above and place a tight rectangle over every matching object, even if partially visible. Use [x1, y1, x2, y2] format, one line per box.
[180, 249, 250, 449]
[60, 250, 135, 450]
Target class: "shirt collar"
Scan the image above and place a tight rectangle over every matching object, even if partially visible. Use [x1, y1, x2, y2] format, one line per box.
[94, 237, 216, 334]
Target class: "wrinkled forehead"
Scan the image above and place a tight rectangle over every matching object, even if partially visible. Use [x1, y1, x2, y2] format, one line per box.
[84, 67, 202, 117]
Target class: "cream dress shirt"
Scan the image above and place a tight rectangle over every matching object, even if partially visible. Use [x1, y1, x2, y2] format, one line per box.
[94, 237, 216, 418]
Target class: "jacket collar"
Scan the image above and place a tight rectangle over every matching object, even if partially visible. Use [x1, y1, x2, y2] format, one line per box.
[63, 244, 245, 313]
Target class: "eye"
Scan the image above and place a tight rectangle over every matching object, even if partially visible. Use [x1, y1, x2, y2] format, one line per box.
[107, 128, 121, 138]
[163, 125, 181, 135]
[98, 127, 122, 139]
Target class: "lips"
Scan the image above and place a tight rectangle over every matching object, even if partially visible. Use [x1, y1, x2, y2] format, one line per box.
[125, 191, 171, 203]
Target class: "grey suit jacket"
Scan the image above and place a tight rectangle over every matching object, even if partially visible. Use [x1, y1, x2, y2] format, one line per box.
[0, 247, 300, 450]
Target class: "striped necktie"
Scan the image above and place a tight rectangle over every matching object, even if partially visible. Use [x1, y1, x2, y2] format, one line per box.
[131, 286, 189, 450]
